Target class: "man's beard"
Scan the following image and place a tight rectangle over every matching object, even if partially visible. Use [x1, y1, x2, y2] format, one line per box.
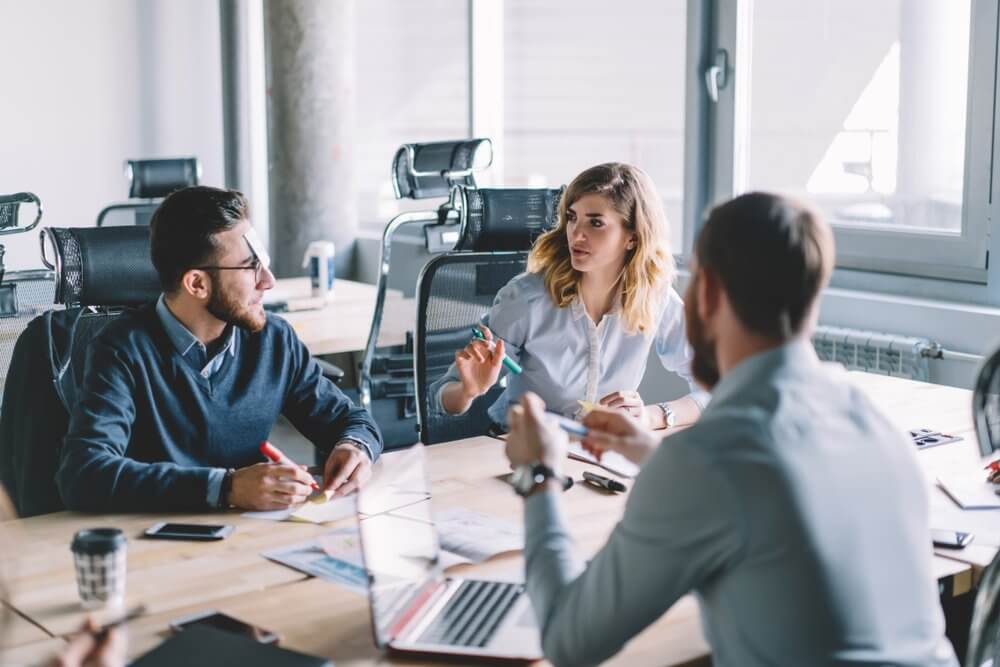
[206, 286, 266, 333]
[684, 286, 721, 390]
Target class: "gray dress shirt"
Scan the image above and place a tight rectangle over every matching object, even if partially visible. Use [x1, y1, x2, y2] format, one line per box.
[524, 340, 957, 667]
[431, 272, 709, 428]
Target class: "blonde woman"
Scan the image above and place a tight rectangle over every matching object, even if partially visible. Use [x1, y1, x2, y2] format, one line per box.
[435, 162, 708, 430]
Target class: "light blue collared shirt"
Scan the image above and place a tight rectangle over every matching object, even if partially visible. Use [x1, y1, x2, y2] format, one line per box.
[155, 295, 237, 507]
[431, 272, 709, 428]
[523, 341, 956, 666]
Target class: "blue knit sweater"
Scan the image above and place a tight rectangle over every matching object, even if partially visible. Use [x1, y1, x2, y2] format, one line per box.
[57, 304, 382, 511]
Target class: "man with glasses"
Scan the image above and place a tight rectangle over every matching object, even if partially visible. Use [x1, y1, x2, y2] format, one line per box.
[57, 186, 382, 512]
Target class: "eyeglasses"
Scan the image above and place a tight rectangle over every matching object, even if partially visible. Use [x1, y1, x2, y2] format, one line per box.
[196, 255, 266, 283]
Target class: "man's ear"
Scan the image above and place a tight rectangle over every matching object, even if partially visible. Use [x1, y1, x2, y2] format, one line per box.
[180, 269, 211, 301]
[697, 268, 720, 322]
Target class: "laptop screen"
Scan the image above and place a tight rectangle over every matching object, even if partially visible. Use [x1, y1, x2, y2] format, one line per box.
[357, 444, 442, 647]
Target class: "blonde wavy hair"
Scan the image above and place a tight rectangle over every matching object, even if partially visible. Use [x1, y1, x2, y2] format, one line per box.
[527, 163, 675, 334]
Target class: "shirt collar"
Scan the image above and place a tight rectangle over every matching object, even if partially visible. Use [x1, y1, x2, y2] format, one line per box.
[155, 294, 236, 360]
[709, 338, 819, 406]
[569, 288, 624, 322]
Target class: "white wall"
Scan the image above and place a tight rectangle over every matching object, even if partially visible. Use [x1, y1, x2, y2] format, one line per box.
[0, 0, 224, 271]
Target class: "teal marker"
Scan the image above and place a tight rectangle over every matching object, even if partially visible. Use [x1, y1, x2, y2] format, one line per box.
[470, 327, 523, 375]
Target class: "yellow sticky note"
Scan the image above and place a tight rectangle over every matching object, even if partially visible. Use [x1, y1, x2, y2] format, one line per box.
[577, 400, 597, 414]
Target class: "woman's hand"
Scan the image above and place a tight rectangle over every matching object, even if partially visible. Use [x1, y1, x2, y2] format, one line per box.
[580, 408, 660, 465]
[598, 390, 649, 426]
[454, 325, 505, 401]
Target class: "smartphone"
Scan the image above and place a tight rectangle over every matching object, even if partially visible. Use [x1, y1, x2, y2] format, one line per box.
[169, 609, 279, 644]
[144, 522, 234, 541]
[931, 529, 974, 549]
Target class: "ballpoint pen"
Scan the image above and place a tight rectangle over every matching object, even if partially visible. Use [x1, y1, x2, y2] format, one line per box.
[94, 604, 147, 641]
[583, 471, 627, 493]
[546, 411, 589, 437]
[470, 326, 523, 375]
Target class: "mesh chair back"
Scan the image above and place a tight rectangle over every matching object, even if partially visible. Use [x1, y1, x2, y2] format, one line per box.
[415, 252, 527, 444]
[456, 186, 564, 252]
[127, 157, 200, 199]
[96, 203, 158, 227]
[392, 139, 492, 200]
[41, 226, 161, 307]
[974, 347, 1000, 457]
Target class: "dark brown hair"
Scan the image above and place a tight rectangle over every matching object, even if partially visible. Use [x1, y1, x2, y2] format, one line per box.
[695, 192, 833, 340]
[150, 186, 249, 292]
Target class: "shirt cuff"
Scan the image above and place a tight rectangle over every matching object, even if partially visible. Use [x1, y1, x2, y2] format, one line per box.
[335, 437, 374, 461]
[205, 467, 227, 508]
[688, 388, 711, 412]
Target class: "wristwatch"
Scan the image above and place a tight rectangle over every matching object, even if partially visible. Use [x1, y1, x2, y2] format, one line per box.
[657, 402, 677, 428]
[218, 468, 235, 509]
[510, 463, 573, 497]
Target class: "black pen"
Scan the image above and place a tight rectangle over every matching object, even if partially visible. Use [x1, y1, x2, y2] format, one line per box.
[583, 471, 627, 493]
[94, 604, 147, 641]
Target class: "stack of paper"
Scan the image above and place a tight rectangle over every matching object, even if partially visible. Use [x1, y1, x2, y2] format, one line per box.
[567, 441, 639, 478]
[937, 472, 1000, 509]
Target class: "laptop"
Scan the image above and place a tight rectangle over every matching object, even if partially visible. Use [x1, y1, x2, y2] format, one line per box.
[356, 444, 543, 661]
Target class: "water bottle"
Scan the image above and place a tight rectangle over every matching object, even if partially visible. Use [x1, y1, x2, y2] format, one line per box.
[302, 241, 336, 299]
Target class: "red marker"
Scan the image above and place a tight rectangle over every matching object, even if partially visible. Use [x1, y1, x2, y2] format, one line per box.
[259, 441, 320, 490]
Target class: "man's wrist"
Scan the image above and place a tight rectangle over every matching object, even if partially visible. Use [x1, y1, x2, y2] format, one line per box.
[218, 468, 235, 509]
[525, 477, 563, 497]
[334, 438, 372, 460]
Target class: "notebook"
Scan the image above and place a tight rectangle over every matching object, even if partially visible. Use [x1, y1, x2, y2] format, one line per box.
[567, 441, 639, 478]
[131, 624, 332, 667]
[937, 472, 1000, 510]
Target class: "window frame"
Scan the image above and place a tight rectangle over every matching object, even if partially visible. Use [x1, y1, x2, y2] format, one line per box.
[697, 0, 1000, 289]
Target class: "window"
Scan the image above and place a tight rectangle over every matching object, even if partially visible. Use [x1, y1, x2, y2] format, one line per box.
[355, 1, 470, 228]
[710, 0, 996, 283]
[500, 0, 689, 251]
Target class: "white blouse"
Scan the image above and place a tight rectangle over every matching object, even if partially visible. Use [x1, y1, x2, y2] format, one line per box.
[431, 272, 709, 428]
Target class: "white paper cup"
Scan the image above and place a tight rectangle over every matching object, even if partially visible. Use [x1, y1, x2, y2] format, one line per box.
[70, 528, 127, 610]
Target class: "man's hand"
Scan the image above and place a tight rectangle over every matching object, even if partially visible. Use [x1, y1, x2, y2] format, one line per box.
[228, 462, 316, 510]
[505, 392, 568, 474]
[581, 408, 661, 465]
[49, 618, 126, 667]
[322, 441, 372, 498]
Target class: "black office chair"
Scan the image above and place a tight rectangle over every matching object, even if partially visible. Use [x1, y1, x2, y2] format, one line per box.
[413, 186, 564, 445]
[0, 225, 160, 517]
[96, 157, 200, 227]
[357, 139, 493, 450]
[974, 347, 1000, 458]
[963, 349, 1000, 666]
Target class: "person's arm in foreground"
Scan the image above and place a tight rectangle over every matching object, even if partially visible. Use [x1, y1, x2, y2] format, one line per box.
[506, 394, 742, 667]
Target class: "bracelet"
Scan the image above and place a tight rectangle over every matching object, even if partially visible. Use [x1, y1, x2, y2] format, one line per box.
[657, 402, 677, 429]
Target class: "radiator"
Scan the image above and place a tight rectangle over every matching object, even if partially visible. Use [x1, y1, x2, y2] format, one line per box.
[812, 325, 933, 381]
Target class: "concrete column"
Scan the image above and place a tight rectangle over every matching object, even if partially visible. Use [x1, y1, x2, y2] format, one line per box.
[265, 0, 356, 278]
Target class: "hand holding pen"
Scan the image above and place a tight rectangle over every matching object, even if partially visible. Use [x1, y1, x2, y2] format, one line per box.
[454, 325, 519, 401]
[49, 606, 144, 667]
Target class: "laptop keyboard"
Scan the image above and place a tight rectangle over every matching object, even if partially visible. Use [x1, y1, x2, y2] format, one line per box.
[417, 580, 523, 648]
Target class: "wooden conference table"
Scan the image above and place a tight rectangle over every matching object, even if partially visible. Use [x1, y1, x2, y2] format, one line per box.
[0, 372, 988, 666]
[267, 277, 414, 357]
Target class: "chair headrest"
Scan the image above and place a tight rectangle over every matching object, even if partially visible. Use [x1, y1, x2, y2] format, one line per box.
[455, 186, 565, 252]
[0, 192, 43, 237]
[127, 158, 200, 199]
[392, 139, 492, 200]
[40, 226, 161, 307]
[975, 347, 1000, 457]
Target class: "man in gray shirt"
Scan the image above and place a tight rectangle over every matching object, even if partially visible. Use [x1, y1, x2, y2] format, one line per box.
[504, 192, 957, 666]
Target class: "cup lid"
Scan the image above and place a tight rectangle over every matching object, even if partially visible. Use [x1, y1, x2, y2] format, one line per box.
[71, 528, 126, 555]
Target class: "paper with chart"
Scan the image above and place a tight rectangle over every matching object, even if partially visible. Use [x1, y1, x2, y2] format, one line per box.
[430, 507, 524, 563]
[262, 526, 368, 594]
[567, 441, 639, 478]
